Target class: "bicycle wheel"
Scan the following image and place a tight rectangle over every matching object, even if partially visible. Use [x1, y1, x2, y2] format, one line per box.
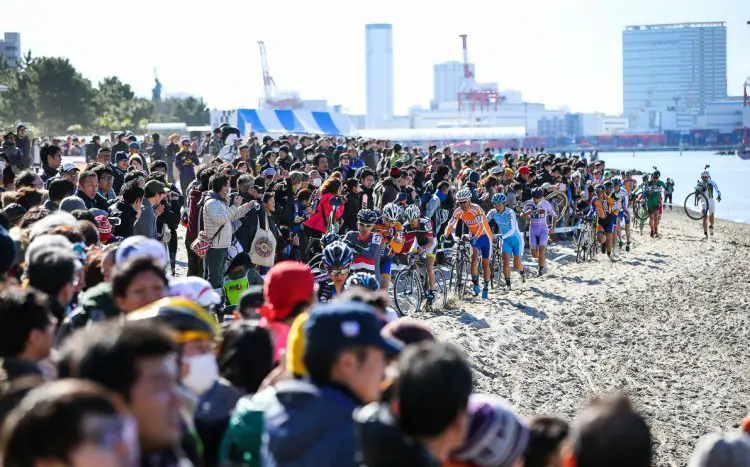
[684, 191, 709, 221]
[393, 269, 422, 316]
[490, 248, 503, 289]
[452, 250, 468, 298]
[633, 193, 651, 221]
[434, 270, 449, 309]
[575, 226, 587, 263]
[545, 191, 568, 225]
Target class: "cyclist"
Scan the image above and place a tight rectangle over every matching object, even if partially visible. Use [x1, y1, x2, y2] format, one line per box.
[592, 183, 616, 260]
[445, 187, 493, 299]
[623, 170, 638, 194]
[698, 169, 721, 239]
[645, 170, 667, 238]
[401, 204, 438, 303]
[487, 192, 526, 288]
[612, 178, 631, 252]
[521, 187, 555, 276]
[374, 203, 405, 291]
[318, 241, 354, 303]
[345, 209, 383, 280]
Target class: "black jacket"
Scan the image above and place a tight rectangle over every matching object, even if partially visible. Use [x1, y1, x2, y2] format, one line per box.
[16, 135, 31, 169]
[166, 142, 179, 162]
[76, 191, 109, 211]
[110, 201, 138, 237]
[111, 164, 125, 195]
[0, 357, 44, 426]
[360, 149, 377, 170]
[150, 141, 166, 162]
[85, 142, 100, 162]
[110, 141, 129, 163]
[340, 192, 361, 233]
[41, 165, 59, 188]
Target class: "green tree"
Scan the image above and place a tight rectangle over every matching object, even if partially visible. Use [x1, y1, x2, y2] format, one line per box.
[155, 96, 210, 125]
[30, 57, 94, 134]
[92, 77, 153, 133]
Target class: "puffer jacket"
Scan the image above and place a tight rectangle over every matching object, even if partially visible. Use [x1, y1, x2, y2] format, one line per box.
[203, 193, 252, 249]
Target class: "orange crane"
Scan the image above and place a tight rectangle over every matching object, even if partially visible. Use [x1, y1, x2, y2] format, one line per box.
[456, 34, 504, 116]
[257, 41, 302, 110]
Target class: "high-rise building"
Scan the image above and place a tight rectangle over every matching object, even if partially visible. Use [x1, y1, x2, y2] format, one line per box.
[365, 24, 394, 128]
[0, 32, 21, 66]
[623, 22, 727, 118]
[433, 61, 475, 108]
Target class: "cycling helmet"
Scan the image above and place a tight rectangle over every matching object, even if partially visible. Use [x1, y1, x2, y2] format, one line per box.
[357, 209, 379, 224]
[451, 394, 530, 467]
[595, 184, 605, 192]
[382, 203, 403, 222]
[652, 170, 661, 178]
[603, 181, 614, 190]
[603, 170, 611, 179]
[320, 231, 341, 248]
[456, 187, 472, 202]
[701, 170, 710, 178]
[530, 187, 544, 198]
[322, 241, 354, 269]
[491, 193, 507, 205]
[612, 177, 622, 186]
[345, 272, 380, 292]
[403, 204, 421, 222]
[127, 297, 218, 343]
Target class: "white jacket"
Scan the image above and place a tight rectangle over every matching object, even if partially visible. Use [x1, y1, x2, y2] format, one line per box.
[203, 195, 252, 249]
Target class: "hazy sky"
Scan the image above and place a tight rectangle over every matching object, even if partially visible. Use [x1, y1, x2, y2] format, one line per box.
[3, 0, 750, 116]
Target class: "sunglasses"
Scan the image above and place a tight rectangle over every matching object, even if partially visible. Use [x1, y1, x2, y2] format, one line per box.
[358, 222, 374, 228]
[458, 200, 470, 204]
[329, 267, 350, 277]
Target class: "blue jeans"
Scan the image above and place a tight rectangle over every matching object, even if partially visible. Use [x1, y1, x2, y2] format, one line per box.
[204, 248, 228, 289]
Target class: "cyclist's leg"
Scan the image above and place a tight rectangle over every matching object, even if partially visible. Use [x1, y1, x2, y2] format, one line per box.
[380, 257, 392, 291]
[425, 238, 437, 291]
[470, 246, 480, 279]
[502, 251, 511, 279]
[708, 199, 716, 231]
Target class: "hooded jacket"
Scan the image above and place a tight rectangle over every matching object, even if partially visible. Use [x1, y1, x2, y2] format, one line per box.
[262, 380, 360, 467]
[203, 193, 252, 249]
[109, 200, 138, 238]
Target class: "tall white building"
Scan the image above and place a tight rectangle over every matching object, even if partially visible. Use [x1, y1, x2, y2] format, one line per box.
[433, 61, 475, 108]
[0, 32, 21, 66]
[365, 24, 394, 128]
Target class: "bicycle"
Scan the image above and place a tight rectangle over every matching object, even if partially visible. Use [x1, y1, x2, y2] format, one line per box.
[489, 234, 504, 289]
[392, 251, 448, 316]
[683, 181, 710, 221]
[545, 190, 569, 226]
[575, 214, 597, 263]
[448, 235, 473, 299]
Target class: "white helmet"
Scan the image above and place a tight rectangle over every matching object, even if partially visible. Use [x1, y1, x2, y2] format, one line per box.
[456, 187, 472, 202]
[382, 203, 403, 222]
[701, 171, 710, 178]
[403, 204, 421, 221]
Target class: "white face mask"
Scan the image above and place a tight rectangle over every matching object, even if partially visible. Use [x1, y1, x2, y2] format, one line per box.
[182, 353, 218, 395]
[306, 154, 315, 162]
[273, 148, 280, 153]
[311, 178, 322, 187]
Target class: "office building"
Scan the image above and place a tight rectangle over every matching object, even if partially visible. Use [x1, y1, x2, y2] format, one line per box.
[0, 32, 21, 66]
[365, 24, 394, 128]
[623, 22, 727, 121]
[433, 61, 475, 108]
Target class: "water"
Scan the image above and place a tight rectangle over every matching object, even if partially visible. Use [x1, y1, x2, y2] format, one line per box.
[598, 151, 750, 224]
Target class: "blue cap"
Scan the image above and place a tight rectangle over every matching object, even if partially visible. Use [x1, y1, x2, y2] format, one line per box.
[128, 142, 140, 149]
[304, 301, 402, 358]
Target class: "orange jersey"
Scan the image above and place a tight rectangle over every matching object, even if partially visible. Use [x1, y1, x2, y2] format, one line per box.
[593, 195, 615, 218]
[445, 204, 492, 239]
[623, 178, 637, 193]
[374, 221, 405, 253]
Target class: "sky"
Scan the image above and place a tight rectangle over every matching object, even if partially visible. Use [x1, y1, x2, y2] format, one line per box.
[2, 0, 749, 116]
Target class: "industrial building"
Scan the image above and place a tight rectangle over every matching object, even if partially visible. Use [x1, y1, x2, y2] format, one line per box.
[365, 24, 394, 128]
[0, 32, 21, 66]
[623, 22, 727, 127]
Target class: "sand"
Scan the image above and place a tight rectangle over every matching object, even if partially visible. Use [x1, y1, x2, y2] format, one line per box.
[175, 210, 750, 466]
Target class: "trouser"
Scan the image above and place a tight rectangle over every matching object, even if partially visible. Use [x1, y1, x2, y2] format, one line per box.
[168, 226, 177, 272]
[204, 247, 228, 288]
[186, 237, 203, 278]
[179, 178, 192, 198]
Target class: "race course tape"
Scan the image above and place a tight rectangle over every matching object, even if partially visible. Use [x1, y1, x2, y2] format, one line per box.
[522, 225, 581, 237]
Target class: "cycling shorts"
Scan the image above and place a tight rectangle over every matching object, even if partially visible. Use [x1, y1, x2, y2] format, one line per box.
[380, 257, 392, 277]
[471, 234, 492, 260]
[528, 225, 549, 249]
[598, 214, 615, 234]
[501, 235, 523, 257]
[618, 210, 630, 225]
[702, 198, 716, 215]
[425, 237, 437, 258]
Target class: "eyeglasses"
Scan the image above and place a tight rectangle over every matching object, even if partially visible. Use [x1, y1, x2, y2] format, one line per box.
[329, 267, 350, 277]
[358, 222, 374, 228]
[100, 176, 114, 181]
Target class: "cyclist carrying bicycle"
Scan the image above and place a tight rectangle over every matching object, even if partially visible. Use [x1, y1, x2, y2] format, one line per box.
[487, 192, 526, 288]
[591, 183, 616, 260]
[345, 209, 383, 280]
[318, 241, 354, 303]
[401, 204, 438, 304]
[445, 187, 493, 300]
[374, 203, 405, 291]
[520, 187, 555, 277]
[645, 170, 667, 238]
[612, 178, 631, 252]
[698, 169, 722, 239]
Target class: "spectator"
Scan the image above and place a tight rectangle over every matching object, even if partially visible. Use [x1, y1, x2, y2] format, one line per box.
[112, 257, 169, 314]
[40, 144, 63, 188]
[14, 187, 43, 212]
[109, 180, 143, 238]
[374, 167, 402, 209]
[175, 137, 199, 196]
[303, 177, 344, 244]
[44, 178, 76, 212]
[110, 132, 128, 162]
[14, 124, 31, 169]
[165, 134, 179, 183]
[84, 134, 101, 162]
[217, 321, 274, 395]
[133, 180, 168, 239]
[688, 431, 750, 467]
[75, 171, 109, 211]
[524, 416, 570, 467]
[27, 247, 80, 323]
[13, 170, 42, 190]
[92, 164, 116, 201]
[185, 167, 215, 278]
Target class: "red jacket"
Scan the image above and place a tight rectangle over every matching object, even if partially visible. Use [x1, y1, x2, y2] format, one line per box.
[186, 187, 204, 242]
[303, 192, 344, 233]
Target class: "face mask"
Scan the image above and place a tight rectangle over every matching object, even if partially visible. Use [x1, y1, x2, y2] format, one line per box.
[311, 178, 322, 187]
[306, 154, 315, 162]
[273, 148, 280, 153]
[182, 353, 218, 395]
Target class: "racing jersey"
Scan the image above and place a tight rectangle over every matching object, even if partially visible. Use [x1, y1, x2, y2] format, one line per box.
[614, 188, 629, 212]
[606, 192, 621, 215]
[698, 179, 721, 200]
[591, 195, 615, 218]
[374, 220, 405, 254]
[345, 231, 383, 277]
[623, 178, 637, 193]
[402, 218, 434, 251]
[487, 207, 522, 240]
[445, 204, 492, 239]
[645, 180, 667, 208]
[317, 280, 340, 303]
[522, 199, 555, 228]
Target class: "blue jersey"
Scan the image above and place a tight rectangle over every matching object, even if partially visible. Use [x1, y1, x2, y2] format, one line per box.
[487, 208, 522, 240]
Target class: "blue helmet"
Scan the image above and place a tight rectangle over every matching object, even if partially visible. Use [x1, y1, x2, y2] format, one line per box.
[322, 241, 354, 269]
[491, 193, 507, 205]
[357, 209, 379, 224]
[345, 272, 379, 291]
[320, 231, 341, 248]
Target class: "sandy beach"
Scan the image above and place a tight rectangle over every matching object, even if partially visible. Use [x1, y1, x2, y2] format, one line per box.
[175, 210, 750, 466]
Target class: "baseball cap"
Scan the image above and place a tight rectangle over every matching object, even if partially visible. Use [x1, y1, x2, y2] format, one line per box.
[144, 180, 170, 197]
[115, 151, 129, 162]
[181, 137, 191, 144]
[97, 147, 111, 155]
[304, 301, 403, 361]
[261, 167, 277, 177]
[257, 261, 314, 321]
[115, 235, 169, 269]
[60, 163, 80, 174]
[16, 124, 25, 131]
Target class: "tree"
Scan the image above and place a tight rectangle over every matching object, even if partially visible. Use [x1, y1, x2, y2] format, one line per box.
[155, 96, 210, 126]
[92, 76, 153, 133]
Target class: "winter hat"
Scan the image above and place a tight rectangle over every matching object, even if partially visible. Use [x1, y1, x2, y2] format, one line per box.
[688, 432, 750, 467]
[59, 196, 87, 213]
[115, 235, 169, 270]
[389, 167, 401, 178]
[450, 394, 530, 467]
[94, 215, 113, 243]
[168, 276, 222, 308]
[257, 261, 314, 322]
[285, 311, 310, 377]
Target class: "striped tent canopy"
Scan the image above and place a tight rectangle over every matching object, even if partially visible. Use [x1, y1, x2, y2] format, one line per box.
[229, 109, 356, 136]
